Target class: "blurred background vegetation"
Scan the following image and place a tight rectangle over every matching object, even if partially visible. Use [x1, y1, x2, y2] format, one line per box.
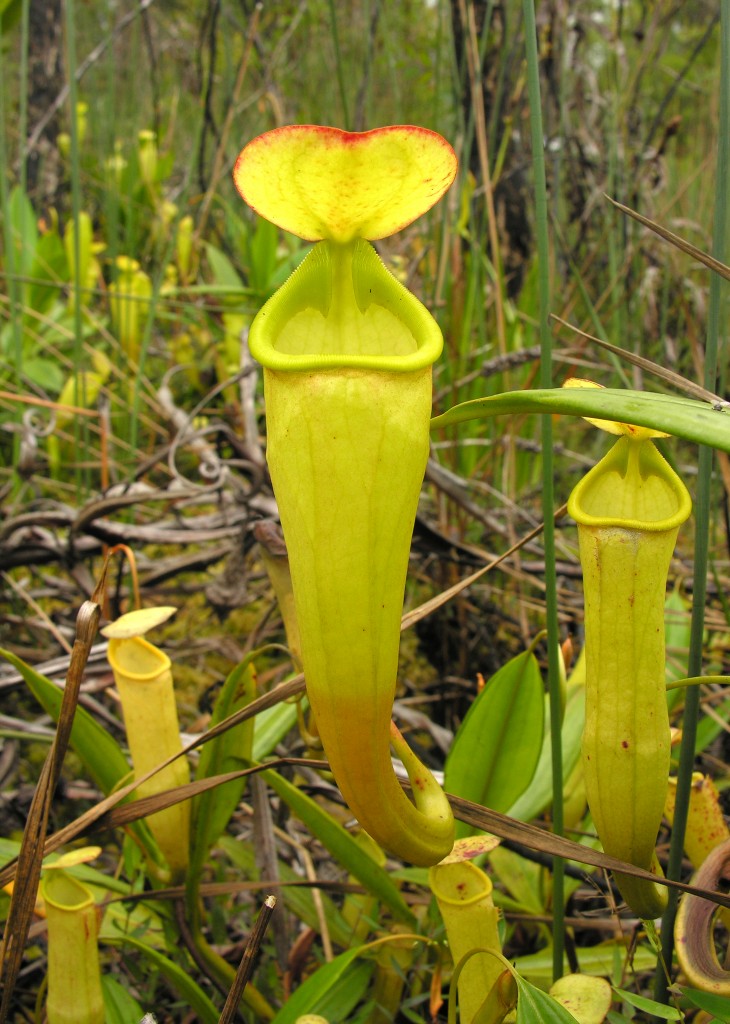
[0, 1, 727, 1020]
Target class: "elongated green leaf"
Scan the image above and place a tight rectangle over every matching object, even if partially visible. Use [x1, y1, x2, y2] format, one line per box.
[432, 388, 730, 453]
[248, 215, 280, 298]
[218, 835, 354, 949]
[101, 975, 145, 1024]
[0, 0, 23, 33]
[445, 651, 543, 836]
[9, 186, 38, 277]
[682, 987, 730, 1020]
[29, 228, 68, 318]
[304, 960, 373, 1023]
[253, 700, 299, 761]
[515, 976, 581, 1023]
[0, 648, 162, 864]
[666, 588, 692, 712]
[694, 696, 730, 758]
[513, 941, 656, 986]
[263, 768, 415, 925]
[205, 241, 245, 291]
[612, 987, 682, 1019]
[191, 658, 255, 877]
[270, 944, 368, 1024]
[104, 935, 218, 1024]
[507, 684, 584, 822]
[0, 647, 129, 794]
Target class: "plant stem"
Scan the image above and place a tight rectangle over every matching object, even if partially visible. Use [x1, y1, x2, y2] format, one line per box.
[654, 0, 730, 1006]
[65, 0, 87, 498]
[327, 0, 350, 129]
[521, 0, 565, 982]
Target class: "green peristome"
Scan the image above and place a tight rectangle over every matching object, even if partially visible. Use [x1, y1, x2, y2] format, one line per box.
[42, 872, 105, 1024]
[569, 436, 692, 918]
[250, 238, 454, 865]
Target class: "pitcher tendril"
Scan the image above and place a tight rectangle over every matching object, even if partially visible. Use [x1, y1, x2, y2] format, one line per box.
[234, 125, 457, 865]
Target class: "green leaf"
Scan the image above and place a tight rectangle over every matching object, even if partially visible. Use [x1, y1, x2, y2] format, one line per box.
[270, 945, 369, 1024]
[513, 941, 657, 986]
[515, 976, 581, 1023]
[612, 988, 682, 1019]
[445, 650, 544, 835]
[306, 960, 373, 1023]
[252, 700, 299, 761]
[28, 227, 68, 317]
[0, 648, 162, 864]
[665, 588, 692, 711]
[0, 647, 130, 794]
[21, 356, 64, 393]
[508, 682, 585, 822]
[693, 696, 730, 759]
[682, 987, 730, 1021]
[248, 215, 280, 298]
[0, 0, 23, 33]
[204, 242, 246, 293]
[105, 934, 219, 1024]
[101, 974, 145, 1023]
[8, 185, 38, 276]
[190, 657, 256, 878]
[263, 768, 415, 926]
[432, 388, 730, 454]
[219, 835, 354, 949]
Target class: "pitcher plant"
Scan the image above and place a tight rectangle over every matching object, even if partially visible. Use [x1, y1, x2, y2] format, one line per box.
[566, 380, 692, 917]
[102, 606, 190, 879]
[233, 125, 456, 865]
[42, 869, 104, 1024]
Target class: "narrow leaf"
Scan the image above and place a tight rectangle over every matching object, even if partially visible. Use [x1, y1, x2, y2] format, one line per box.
[190, 657, 256, 875]
[101, 975, 145, 1024]
[0, 647, 130, 795]
[219, 835, 354, 949]
[515, 976, 581, 1023]
[263, 768, 415, 925]
[508, 684, 584, 822]
[682, 987, 730, 1020]
[269, 945, 369, 1024]
[612, 987, 682, 1019]
[105, 935, 219, 1024]
[445, 651, 544, 834]
[432, 389, 730, 453]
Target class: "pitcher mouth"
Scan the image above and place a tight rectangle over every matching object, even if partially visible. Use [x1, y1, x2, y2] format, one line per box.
[568, 435, 692, 533]
[248, 238, 443, 373]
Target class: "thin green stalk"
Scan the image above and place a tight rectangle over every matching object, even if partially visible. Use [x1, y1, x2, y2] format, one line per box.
[327, 0, 350, 129]
[18, 0, 29, 200]
[522, 0, 564, 983]
[64, 0, 87, 496]
[606, 18, 625, 373]
[655, 1, 729, 1006]
[103, 0, 122, 290]
[0, 2, 28, 490]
